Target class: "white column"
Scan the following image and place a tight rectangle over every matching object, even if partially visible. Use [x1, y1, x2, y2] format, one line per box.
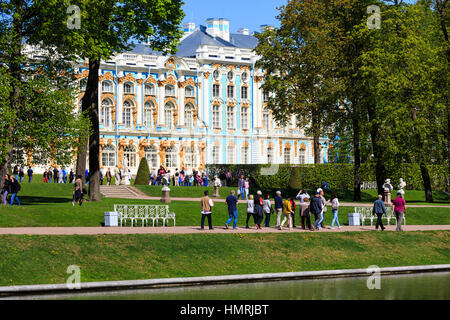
[136, 82, 143, 126]
[203, 73, 210, 127]
[117, 84, 123, 124]
[179, 85, 185, 126]
[158, 84, 164, 125]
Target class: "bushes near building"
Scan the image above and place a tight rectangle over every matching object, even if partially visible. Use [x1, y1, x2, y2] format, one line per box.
[134, 157, 150, 185]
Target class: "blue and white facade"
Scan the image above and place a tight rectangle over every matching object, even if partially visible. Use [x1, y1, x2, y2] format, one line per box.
[75, 19, 330, 173]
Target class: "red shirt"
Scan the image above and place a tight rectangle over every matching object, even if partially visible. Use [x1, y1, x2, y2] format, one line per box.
[392, 197, 406, 212]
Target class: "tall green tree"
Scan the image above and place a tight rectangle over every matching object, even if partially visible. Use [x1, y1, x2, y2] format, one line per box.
[0, 0, 89, 188]
[30, 0, 184, 201]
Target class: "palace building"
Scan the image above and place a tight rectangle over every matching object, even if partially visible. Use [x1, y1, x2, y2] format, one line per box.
[73, 18, 330, 173]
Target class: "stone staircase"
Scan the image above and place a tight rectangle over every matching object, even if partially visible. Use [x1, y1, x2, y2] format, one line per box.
[100, 185, 151, 199]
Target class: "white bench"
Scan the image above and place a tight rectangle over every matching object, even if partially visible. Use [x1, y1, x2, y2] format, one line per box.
[114, 204, 176, 227]
[354, 207, 405, 226]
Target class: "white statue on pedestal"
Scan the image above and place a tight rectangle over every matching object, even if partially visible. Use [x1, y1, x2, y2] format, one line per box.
[122, 158, 131, 185]
[398, 178, 406, 198]
[383, 179, 393, 192]
[213, 175, 221, 187]
[161, 173, 170, 191]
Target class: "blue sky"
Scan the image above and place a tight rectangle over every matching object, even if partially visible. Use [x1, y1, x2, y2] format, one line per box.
[181, 0, 287, 34]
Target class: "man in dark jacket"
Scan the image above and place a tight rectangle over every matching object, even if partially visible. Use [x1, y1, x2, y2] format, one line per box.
[9, 176, 21, 206]
[373, 194, 386, 231]
[2, 175, 11, 205]
[27, 167, 33, 183]
[53, 167, 58, 183]
[310, 192, 323, 230]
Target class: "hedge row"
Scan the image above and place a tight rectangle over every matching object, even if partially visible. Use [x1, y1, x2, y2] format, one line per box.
[205, 163, 449, 192]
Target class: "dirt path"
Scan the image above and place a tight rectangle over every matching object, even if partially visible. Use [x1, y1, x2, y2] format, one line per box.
[0, 225, 449, 235]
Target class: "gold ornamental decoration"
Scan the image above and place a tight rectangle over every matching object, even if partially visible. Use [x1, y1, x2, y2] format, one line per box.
[118, 73, 136, 84]
[254, 75, 264, 83]
[144, 76, 157, 84]
[158, 74, 177, 86]
[203, 72, 210, 79]
[164, 57, 176, 70]
[178, 77, 197, 88]
[98, 72, 114, 82]
[75, 69, 89, 79]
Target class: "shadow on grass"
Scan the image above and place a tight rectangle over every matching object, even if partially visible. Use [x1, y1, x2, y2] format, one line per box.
[16, 196, 73, 205]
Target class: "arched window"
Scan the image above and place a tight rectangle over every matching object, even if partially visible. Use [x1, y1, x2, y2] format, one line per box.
[241, 72, 248, 82]
[165, 85, 175, 96]
[263, 109, 270, 131]
[123, 100, 133, 128]
[101, 145, 115, 167]
[241, 145, 249, 164]
[144, 84, 155, 95]
[299, 147, 306, 164]
[212, 84, 220, 98]
[226, 145, 235, 164]
[165, 146, 177, 168]
[145, 145, 158, 168]
[101, 99, 113, 129]
[102, 81, 112, 93]
[185, 86, 194, 97]
[143, 101, 155, 129]
[241, 86, 248, 99]
[284, 147, 291, 164]
[123, 145, 137, 168]
[212, 145, 220, 164]
[267, 146, 274, 164]
[226, 106, 235, 129]
[185, 146, 197, 168]
[240, 106, 249, 130]
[227, 85, 234, 98]
[164, 102, 174, 130]
[213, 70, 220, 80]
[185, 103, 194, 130]
[212, 105, 221, 129]
[123, 82, 133, 94]
[227, 71, 234, 81]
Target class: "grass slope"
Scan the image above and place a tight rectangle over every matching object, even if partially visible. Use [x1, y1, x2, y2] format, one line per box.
[0, 231, 448, 286]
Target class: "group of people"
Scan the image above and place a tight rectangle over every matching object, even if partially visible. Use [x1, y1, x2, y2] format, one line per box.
[1, 174, 22, 206]
[200, 187, 407, 232]
[42, 167, 74, 184]
[149, 166, 209, 187]
[12, 165, 34, 183]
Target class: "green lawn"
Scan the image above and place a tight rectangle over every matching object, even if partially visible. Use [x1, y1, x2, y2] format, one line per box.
[0, 182, 449, 227]
[0, 231, 448, 286]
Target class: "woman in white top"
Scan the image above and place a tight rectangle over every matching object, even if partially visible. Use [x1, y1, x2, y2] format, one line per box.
[262, 194, 272, 227]
[330, 192, 341, 229]
[246, 194, 255, 228]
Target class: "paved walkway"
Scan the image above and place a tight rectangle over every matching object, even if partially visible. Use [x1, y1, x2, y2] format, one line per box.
[0, 225, 449, 235]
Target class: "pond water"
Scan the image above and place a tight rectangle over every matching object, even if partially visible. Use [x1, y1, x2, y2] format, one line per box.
[15, 272, 450, 300]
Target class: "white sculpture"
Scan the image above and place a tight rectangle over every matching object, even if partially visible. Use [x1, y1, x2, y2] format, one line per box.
[213, 175, 221, 187]
[161, 173, 170, 191]
[398, 178, 406, 198]
[383, 179, 393, 192]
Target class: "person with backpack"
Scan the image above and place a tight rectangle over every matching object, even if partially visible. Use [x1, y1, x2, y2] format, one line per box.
[300, 197, 312, 230]
[254, 190, 264, 230]
[9, 176, 21, 206]
[2, 174, 11, 206]
[262, 194, 273, 227]
[311, 191, 323, 230]
[280, 196, 294, 230]
[18, 166, 25, 183]
[330, 192, 341, 230]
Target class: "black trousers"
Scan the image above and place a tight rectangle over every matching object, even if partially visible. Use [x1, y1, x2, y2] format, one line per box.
[246, 212, 255, 226]
[301, 215, 312, 229]
[201, 214, 213, 229]
[375, 213, 385, 229]
[263, 213, 271, 227]
[254, 205, 263, 226]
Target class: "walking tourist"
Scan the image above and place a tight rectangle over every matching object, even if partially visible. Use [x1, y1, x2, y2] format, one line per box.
[274, 191, 283, 227]
[18, 166, 24, 183]
[225, 171, 232, 187]
[62, 167, 67, 183]
[27, 166, 33, 183]
[69, 169, 74, 184]
[1, 174, 11, 206]
[106, 168, 112, 186]
[72, 174, 83, 206]
[254, 190, 264, 229]
[58, 168, 64, 183]
[244, 177, 250, 200]
[246, 194, 255, 228]
[53, 167, 59, 183]
[225, 190, 239, 229]
[330, 192, 341, 229]
[263, 194, 272, 227]
[9, 176, 21, 206]
[318, 188, 327, 228]
[311, 191, 323, 230]
[43, 169, 48, 183]
[392, 192, 407, 231]
[114, 166, 121, 185]
[99, 169, 104, 185]
[238, 175, 245, 200]
[373, 194, 386, 231]
[13, 165, 19, 181]
[300, 197, 312, 230]
[280, 196, 294, 230]
[174, 168, 179, 186]
[200, 190, 214, 230]
[296, 189, 310, 203]
[290, 197, 297, 228]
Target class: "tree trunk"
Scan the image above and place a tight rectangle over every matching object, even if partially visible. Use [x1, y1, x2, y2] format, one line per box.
[87, 57, 101, 201]
[420, 162, 433, 202]
[353, 116, 361, 201]
[312, 110, 321, 164]
[75, 138, 88, 186]
[313, 135, 320, 164]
